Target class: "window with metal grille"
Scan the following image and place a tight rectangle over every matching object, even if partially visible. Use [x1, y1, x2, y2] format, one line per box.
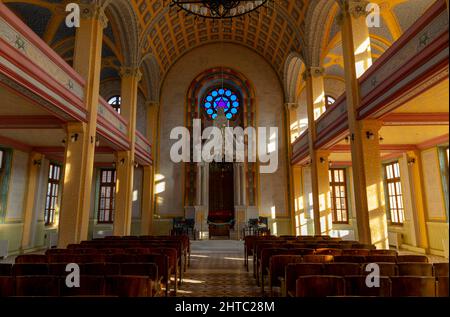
[45, 163, 61, 226]
[98, 169, 116, 224]
[384, 162, 405, 225]
[329, 168, 349, 224]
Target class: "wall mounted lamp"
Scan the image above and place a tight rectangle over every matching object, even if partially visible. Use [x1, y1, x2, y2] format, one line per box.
[70, 133, 79, 143]
[407, 158, 416, 166]
[366, 131, 375, 140]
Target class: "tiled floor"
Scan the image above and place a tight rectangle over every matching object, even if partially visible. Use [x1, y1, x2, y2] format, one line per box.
[177, 240, 261, 297]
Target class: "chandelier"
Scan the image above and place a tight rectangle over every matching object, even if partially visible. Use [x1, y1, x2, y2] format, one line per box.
[170, 0, 271, 19]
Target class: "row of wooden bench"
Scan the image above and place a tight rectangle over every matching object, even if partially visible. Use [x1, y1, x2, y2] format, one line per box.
[270, 259, 449, 297]
[0, 274, 158, 297]
[244, 235, 449, 297]
[292, 275, 448, 297]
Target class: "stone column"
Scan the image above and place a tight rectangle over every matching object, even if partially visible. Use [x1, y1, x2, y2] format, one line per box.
[141, 101, 159, 235]
[240, 164, 246, 206]
[114, 67, 142, 236]
[141, 165, 153, 235]
[292, 166, 303, 236]
[303, 66, 326, 235]
[340, 1, 388, 247]
[196, 163, 202, 206]
[235, 163, 242, 206]
[406, 150, 430, 251]
[146, 102, 159, 159]
[58, 4, 107, 247]
[286, 103, 299, 142]
[340, 0, 373, 78]
[314, 151, 331, 234]
[21, 152, 44, 249]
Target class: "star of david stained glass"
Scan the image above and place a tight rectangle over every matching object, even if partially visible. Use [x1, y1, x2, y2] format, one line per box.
[203, 88, 240, 120]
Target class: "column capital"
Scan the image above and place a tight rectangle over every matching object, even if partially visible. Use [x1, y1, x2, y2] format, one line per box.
[145, 100, 160, 108]
[30, 151, 45, 165]
[120, 66, 143, 81]
[285, 103, 298, 111]
[302, 67, 325, 81]
[80, 3, 108, 28]
[337, 0, 370, 24]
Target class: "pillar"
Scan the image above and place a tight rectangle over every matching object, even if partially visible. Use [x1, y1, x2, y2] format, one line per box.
[285, 103, 298, 235]
[292, 166, 304, 236]
[140, 101, 159, 235]
[196, 163, 202, 206]
[406, 150, 430, 251]
[340, 1, 388, 248]
[286, 103, 299, 142]
[21, 152, 44, 250]
[235, 164, 241, 206]
[58, 4, 107, 247]
[114, 67, 142, 236]
[146, 102, 159, 160]
[240, 164, 246, 206]
[314, 151, 331, 234]
[303, 66, 327, 235]
[141, 165, 153, 235]
[361, 121, 388, 248]
[342, 0, 373, 78]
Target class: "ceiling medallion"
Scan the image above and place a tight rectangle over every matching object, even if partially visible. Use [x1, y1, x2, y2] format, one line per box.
[170, 0, 272, 19]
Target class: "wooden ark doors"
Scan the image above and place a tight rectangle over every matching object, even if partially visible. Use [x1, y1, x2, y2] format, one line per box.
[208, 162, 235, 223]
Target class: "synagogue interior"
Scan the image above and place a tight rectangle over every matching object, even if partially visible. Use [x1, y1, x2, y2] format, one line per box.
[0, 0, 449, 298]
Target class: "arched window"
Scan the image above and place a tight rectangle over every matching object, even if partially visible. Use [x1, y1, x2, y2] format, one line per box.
[203, 87, 240, 120]
[108, 95, 121, 114]
[325, 95, 336, 108]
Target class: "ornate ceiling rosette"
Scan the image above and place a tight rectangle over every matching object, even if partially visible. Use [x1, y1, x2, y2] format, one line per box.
[170, 0, 272, 19]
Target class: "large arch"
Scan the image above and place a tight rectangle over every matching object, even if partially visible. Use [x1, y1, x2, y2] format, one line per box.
[156, 43, 289, 235]
[184, 68, 258, 210]
[304, 0, 339, 67]
[102, 0, 140, 67]
[283, 52, 306, 104]
[139, 53, 161, 103]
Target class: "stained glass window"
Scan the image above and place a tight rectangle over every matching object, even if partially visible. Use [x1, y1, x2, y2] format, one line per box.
[203, 87, 240, 120]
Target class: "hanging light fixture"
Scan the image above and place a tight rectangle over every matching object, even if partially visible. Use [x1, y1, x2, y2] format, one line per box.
[170, 0, 271, 19]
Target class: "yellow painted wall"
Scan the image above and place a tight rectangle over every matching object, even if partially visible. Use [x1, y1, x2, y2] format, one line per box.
[421, 147, 448, 257]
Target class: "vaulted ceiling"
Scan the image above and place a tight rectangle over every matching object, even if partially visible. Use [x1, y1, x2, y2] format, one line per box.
[4, 1, 308, 78]
[131, 0, 309, 76]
